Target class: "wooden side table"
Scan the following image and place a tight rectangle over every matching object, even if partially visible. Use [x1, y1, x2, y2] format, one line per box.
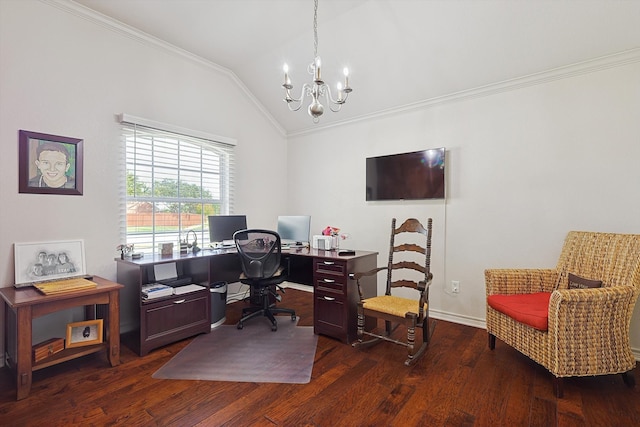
[0, 276, 123, 400]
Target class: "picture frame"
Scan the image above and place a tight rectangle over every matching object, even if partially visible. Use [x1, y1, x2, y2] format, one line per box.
[66, 319, 103, 348]
[14, 240, 87, 287]
[18, 129, 83, 195]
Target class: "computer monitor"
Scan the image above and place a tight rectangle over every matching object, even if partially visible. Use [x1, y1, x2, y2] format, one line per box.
[208, 215, 247, 247]
[277, 215, 311, 246]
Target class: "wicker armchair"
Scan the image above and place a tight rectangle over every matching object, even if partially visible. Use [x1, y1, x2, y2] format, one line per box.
[485, 231, 640, 397]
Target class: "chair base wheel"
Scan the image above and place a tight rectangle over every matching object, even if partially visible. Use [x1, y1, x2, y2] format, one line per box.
[237, 322, 243, 330]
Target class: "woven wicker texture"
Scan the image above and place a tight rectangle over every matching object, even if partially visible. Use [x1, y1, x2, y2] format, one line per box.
[363, 295, 423, 318]
[485, 231, 640, 378]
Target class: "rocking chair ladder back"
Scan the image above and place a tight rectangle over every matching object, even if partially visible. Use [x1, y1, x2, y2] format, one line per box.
[351, 217, 435, 366]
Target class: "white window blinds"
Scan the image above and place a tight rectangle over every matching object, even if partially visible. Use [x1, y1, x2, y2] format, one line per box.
[119, 115, 236, 253]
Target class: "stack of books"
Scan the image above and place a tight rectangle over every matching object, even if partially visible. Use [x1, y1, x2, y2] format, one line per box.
[141, 283, 173, 300]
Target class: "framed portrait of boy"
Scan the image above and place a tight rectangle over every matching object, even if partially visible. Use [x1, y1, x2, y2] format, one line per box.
[18, 130, 83, 195]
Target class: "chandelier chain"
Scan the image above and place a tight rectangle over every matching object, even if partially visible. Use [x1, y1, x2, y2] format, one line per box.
[313, 0, 318, 58]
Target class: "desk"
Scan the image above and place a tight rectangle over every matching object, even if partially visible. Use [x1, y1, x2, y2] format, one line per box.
[0, 276, 123, 400]
[116, 247, 378, 351]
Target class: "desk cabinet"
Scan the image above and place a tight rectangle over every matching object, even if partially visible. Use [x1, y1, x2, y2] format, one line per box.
[140, 289, 210, 355]
[116, 254, 216, 356]
[312, 251, 377, 343]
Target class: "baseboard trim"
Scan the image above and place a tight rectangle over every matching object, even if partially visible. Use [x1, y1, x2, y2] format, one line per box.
[430, 309, 486, 330]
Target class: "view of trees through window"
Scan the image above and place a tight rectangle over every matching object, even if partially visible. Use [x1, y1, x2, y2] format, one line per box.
[122, 123, 234, 253]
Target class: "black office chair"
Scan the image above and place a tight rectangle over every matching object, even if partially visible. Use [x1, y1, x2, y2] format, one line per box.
[233, 229, 296, 331]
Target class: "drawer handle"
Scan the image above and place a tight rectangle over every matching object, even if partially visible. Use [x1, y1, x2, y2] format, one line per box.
[323, 261, 335, 265]
[173, 299, 186, 304]
[323, 296, 336, 301]
[323, 278, 335, 283]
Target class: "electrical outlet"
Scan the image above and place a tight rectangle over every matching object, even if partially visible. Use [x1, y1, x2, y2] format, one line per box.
[452, 280, 460, 293]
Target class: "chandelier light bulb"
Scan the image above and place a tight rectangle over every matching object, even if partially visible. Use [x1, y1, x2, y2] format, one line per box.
[314, 56, 322, 83]
[283, 63, 292, 89]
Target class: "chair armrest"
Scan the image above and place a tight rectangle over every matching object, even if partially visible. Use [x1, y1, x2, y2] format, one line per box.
[548, 286, 637, 368]
[485, 268, 558, 296]
[350, 266, 387, 282]
[350, 267, 388, 300]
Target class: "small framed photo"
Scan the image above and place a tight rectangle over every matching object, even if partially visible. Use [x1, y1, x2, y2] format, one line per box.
[66, 319, 103, 348]
[18, 129, 83, 195]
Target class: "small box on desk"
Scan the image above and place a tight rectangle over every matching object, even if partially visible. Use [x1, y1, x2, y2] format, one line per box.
[33, 337, 64, 363]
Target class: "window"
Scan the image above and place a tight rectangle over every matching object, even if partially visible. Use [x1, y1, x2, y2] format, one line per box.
[120, 115, 236, 254]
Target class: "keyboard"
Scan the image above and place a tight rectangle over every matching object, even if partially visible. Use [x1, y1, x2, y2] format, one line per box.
[34, 278, 97, 295]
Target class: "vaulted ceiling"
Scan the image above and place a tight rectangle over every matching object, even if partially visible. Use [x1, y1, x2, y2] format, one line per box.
[73, 0, 640, 135]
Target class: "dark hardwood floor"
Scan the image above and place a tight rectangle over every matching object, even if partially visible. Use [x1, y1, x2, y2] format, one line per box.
[1, 288, 638, 426]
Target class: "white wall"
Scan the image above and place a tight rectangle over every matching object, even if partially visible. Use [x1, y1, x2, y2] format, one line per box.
[287, 61, 640, 352]
[0, 1, 287, 348]
[1, 0, 639, 363]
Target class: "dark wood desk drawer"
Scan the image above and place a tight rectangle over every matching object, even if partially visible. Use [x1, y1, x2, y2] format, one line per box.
[315, 275, 346, 295]
[314, 293, 347, 340]
[314, 259, 347, 277]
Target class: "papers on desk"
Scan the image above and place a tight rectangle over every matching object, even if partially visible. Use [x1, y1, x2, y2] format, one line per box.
[174, 284, 206, 295]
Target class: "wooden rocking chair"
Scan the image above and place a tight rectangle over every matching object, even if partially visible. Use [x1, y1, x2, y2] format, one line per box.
[350, 218, 436, 366]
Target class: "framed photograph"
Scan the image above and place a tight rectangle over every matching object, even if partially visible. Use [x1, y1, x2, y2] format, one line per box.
[18, 129, 83, 195]
[14, 240, 87, 287]
[66, 319, 103, 348]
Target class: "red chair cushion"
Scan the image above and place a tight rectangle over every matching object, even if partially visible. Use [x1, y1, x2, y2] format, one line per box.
[487, 292, 551, 331]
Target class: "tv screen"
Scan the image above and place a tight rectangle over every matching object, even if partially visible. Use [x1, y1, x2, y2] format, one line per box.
[208, 215, 247, 244]
[365, 148, 445, 201]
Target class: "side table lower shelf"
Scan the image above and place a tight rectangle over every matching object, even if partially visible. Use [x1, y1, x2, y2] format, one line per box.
[33, 344, 108, 370]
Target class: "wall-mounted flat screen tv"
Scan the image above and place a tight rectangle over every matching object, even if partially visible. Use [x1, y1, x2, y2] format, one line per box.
[366, 148, 445, 201]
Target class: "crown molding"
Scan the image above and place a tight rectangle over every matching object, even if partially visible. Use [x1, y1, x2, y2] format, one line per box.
[288, 48, 640, 137]
[42, 0, 287, 137]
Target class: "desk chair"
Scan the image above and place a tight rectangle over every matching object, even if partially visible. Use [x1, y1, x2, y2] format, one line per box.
[233, 229, 296, 331]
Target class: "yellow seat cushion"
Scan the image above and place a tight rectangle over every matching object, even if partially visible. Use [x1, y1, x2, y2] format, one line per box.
[362, 295, 423, 317]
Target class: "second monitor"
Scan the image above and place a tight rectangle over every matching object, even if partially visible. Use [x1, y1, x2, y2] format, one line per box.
[208, 215, 248, 247]
[277, 215, 311, 246]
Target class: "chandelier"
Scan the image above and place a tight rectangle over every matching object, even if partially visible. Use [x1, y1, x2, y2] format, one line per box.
[282, 0, 352, 122]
